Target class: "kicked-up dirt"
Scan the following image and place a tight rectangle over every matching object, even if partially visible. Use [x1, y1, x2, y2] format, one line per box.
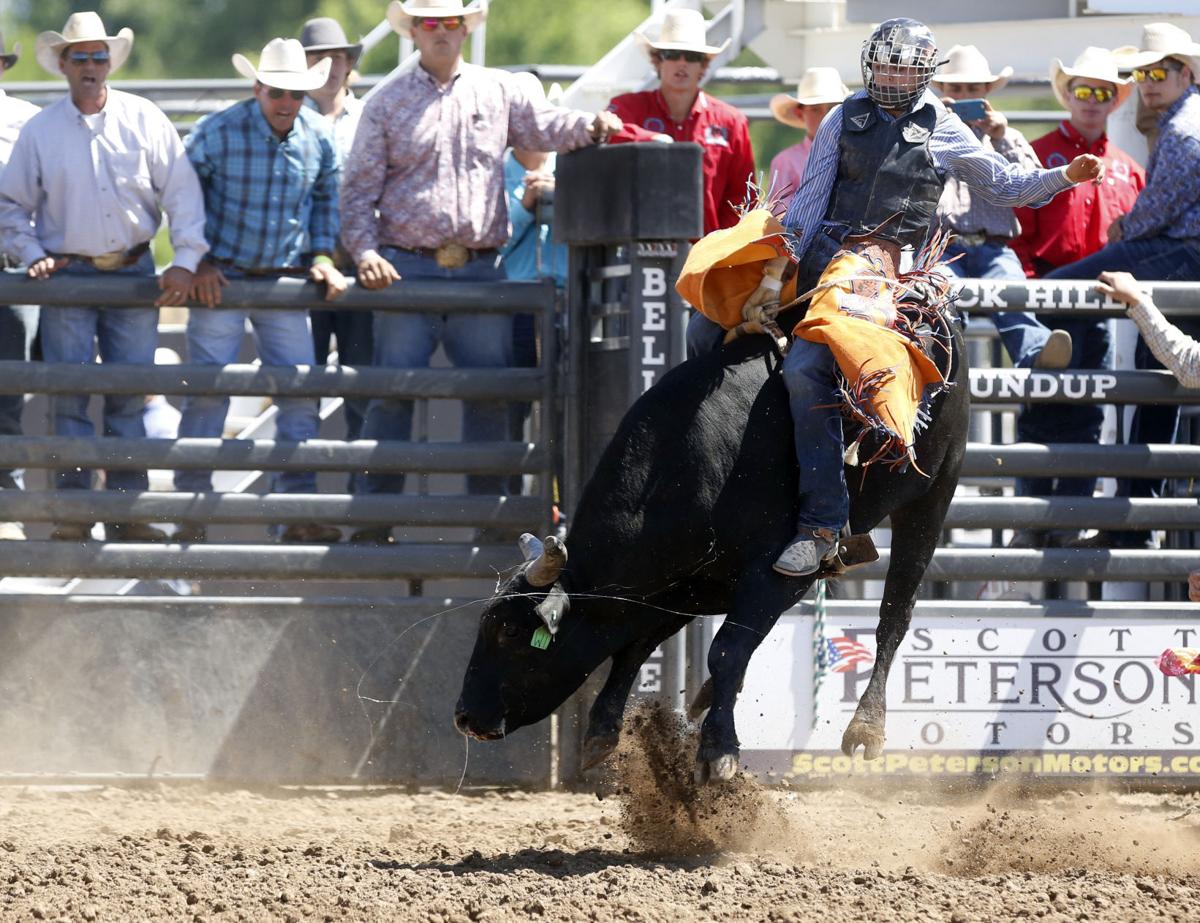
[2, 709, 1200, 922]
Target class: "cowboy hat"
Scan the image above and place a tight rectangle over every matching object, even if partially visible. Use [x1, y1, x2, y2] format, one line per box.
[769, 67, 850, 128]
[1112, 22, 1200, 81]
[1050, 46, 1133, 109]
[636, 8, 730, 58]
[233, 38, 331, 92]
[386, 0, 488, 36]
[299, 18, 363, 61]
[0, 33, 20, 70]
[931, 44, 1013, 89]
[35, 11, 133, 77]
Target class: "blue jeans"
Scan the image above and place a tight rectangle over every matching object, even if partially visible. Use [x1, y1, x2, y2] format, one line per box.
[0, 301, 38, 490]
[176, 275, 319, 494]
[311, 306, 373, 442]
[942, 240, 1050, 367]
[359, 249, 511, 496]
[41, 253, 158, 492]
[781, 337, 848, 533]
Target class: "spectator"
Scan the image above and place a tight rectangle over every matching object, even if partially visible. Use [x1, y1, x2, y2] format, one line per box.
[340, 0, 621, 545]
[767, 67, 849, 204]
[176, 38, 346, 544]
[607, 8, 754, 234]
[0, 33, 40, 541]
[1007, 48, 1144, 548]
[1027, 24, 1200, 549]
[1095, 271, 1200, 387]
[0, 12, 206, 543]
[300, 17, 373, 454]
[930, 46, 1073, 370]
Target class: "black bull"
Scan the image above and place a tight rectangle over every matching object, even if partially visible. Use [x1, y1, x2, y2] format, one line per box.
[456, 326, 969, 783]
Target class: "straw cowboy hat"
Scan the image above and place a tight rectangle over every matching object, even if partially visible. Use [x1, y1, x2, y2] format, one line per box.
[35, 11, 134, 77]
[931, 44, 1013, 89]
[769, 67, 851, 128]
[233, 38, 331, 91]
[636, 8, 730, 57]
[1050, 46, 1133, 109]
[0, 33, 20, 70]
[386, 0, 488, 36]
[299, 18, 363, 61]
[1112, 22, 1200, 82]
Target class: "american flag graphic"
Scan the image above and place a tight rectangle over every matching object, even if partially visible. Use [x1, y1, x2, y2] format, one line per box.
[825, 636, 875, 673]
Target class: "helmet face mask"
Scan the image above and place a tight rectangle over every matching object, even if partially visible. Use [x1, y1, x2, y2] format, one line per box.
[861, 18, 939, 110]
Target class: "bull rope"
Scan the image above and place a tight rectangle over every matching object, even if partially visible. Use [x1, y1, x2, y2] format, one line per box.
[812, 578, 829, 730]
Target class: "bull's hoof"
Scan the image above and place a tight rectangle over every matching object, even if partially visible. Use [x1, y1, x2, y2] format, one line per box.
[580, 732, 620, 771]
[693, 753, 739, 785]
[687, 679, 713, 721]
[841, 719, 885, 760]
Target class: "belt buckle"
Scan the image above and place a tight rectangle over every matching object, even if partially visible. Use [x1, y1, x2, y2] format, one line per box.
[90, 250, 126, 271]
[957, 231, 987, 248]
[435, 244, 469, 270]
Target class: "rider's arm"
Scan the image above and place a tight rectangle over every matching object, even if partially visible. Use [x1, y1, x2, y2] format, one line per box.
[782, 101, 844, 258]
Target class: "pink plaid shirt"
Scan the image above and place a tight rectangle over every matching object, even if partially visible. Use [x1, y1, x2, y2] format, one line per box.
[340, 63, 595, 262]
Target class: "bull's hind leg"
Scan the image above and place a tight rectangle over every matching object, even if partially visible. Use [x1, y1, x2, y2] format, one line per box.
[582, 615, 689, 770]
[842, 471, 957, 760]
[697, 565, 808, 783]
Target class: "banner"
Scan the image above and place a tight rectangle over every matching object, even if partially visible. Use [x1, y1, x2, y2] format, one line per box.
[734, 615, 1200, 779]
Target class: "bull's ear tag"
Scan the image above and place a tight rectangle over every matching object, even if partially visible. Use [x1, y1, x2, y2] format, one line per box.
[530, 627, 553, 650]
[534, 584, 568, 635]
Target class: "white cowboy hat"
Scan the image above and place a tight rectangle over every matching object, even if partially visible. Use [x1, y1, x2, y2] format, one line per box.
[1050, 47, 1133, 109]
[636, 8, 730, 58]
[0, 33, 20, 70]
[233, 38, 331, 92]
[931, 45, 1013, 89]
[386, 0, 488, 36]
[35, 11, 134, 77]
[769, 67, 851, 128]
[1112, 22, 1200, 82]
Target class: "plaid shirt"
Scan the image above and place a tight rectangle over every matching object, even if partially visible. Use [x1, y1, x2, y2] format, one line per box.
[186, 98, 339, 269]
[1130, 297, 1200, 389]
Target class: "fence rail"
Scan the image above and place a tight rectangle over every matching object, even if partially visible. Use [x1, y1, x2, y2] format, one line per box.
[961, 443, 1200, 478]
[943, 497, 1200, 530]
[969, 368, 1200, 405]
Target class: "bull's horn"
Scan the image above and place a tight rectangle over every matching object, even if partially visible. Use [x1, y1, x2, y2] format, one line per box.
[518, 533, 543, 562]
[525, 535, 567, 587]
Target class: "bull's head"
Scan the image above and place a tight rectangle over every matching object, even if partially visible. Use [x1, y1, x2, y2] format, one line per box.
[455, 532, 594, 741]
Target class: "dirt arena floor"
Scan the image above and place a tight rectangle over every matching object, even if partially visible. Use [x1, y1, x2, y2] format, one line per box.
[3, 711, 1200, 923]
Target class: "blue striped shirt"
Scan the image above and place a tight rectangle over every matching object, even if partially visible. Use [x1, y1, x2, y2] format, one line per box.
[185, 98, 339, 269]
[783, 89, 1074, 260]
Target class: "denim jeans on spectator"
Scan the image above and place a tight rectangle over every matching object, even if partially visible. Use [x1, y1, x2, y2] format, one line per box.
[781, 337, 848, 533]
[942, 240, 1052, 367]
[359, 248, 511, 496]
[176, 269, 320, 494]
[41, 253, 157, 491]
[0, 302, 38, 490]
[311, 307, 372, 441]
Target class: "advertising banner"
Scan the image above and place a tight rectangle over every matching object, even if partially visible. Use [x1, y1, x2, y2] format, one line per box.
[734, 614, 1200, 780]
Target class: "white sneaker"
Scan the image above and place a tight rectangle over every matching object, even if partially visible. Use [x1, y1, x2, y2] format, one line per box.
[0, 521, 25, 540]
[1032, 329, 1072, 370]
[773, 529, 838, 577]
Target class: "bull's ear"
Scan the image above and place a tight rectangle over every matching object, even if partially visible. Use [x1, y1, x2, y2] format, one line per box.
[519, 533, 543, 561]
[535, 584, 569, 635]
[525, 535, 567, 588]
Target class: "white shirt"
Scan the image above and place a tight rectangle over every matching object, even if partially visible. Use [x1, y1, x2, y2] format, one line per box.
[0, 89, 39, 173]
[0, 88, 208, 271]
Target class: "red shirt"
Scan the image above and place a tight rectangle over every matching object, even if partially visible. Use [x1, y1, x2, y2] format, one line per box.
[607, 89, 755, 234]
[1011, 121, 1146, 277]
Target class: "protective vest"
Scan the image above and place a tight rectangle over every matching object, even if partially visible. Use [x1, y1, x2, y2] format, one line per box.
[825, 97, 943, 250]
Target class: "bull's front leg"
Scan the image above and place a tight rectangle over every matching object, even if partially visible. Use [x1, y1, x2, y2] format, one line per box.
[840, 598, 910, 760]
[697, 566, 807, 783]
[582, 615, 688, 770]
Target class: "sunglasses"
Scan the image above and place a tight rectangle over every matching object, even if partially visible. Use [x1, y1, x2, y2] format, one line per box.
[266, 87, 306, 101]
[659, 49, 707, 64]
[66, 50, 110, 64]
[1133, 62, 1183, 83]
[1071, 85, 1116, 103]
[417, 16, 463, 31]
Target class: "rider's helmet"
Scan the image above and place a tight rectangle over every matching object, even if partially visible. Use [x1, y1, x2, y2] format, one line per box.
[860, 18, 939, 110]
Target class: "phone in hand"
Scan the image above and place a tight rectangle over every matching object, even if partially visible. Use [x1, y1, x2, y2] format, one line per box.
[950, 98, 988, 122]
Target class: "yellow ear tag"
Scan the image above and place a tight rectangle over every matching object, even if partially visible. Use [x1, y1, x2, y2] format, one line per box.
[530, 627, 553, 650]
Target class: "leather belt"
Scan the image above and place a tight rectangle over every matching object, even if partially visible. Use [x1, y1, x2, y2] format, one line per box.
[955, 231, 1012, 248]
[386, 244, 499, 270]
[208, 257, 308, 277]
[56, 241, 150, 271]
